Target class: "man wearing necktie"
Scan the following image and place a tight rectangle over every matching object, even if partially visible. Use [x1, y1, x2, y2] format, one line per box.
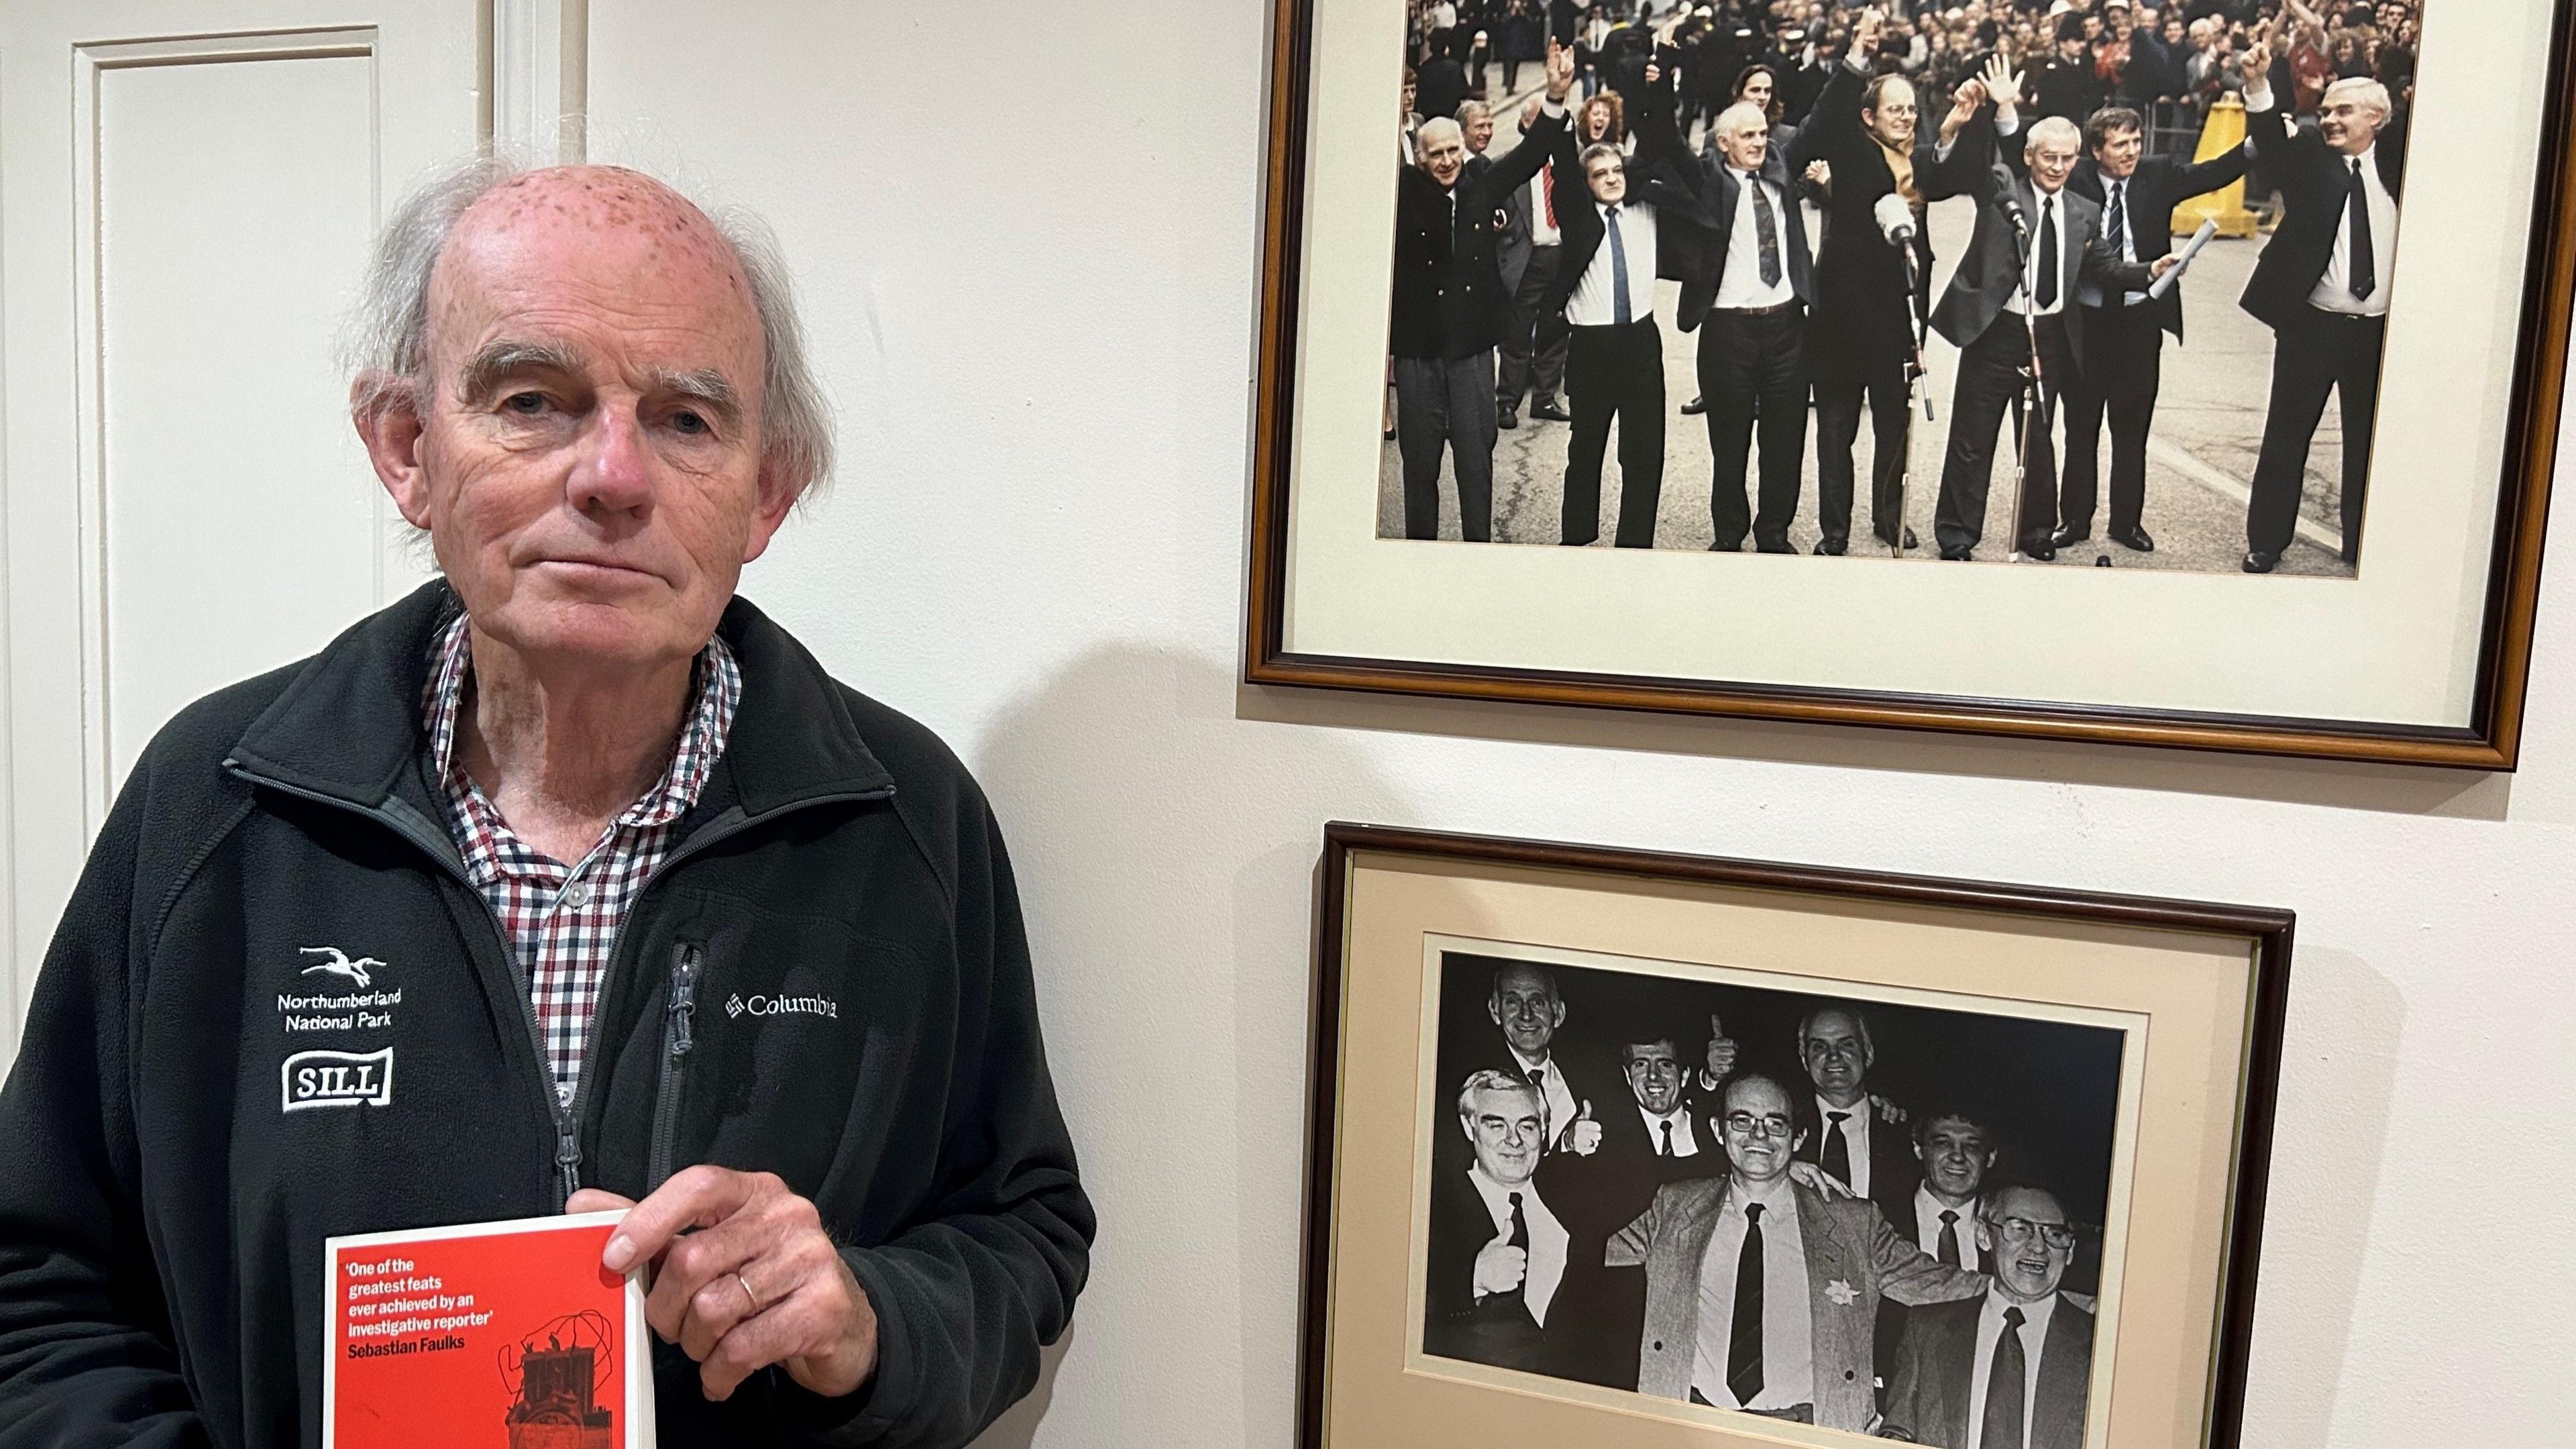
[1909, 1110, 1999, 1271]
[1496, 96, 1576, 429]
[2055, 104, 2253, 556]
[2234, 41, 2406, 573]
[1790, 1005, 1923, 1228]
[1607, 1075, 1986, 1429]
[1878, 1186, 2095, 1448]
[1927, 98, 2170, 561]
[1425, 1072, 1576, 1375]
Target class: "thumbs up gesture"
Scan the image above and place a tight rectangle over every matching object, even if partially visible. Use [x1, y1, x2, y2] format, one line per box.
[1567, 1098, 1603, 1156]
[1474, 1228, 1530, 1297]
[1705, 1014, 1739, 1082]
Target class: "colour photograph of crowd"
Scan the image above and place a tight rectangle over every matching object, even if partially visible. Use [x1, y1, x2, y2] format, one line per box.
[1381, 0, 2419, 575]
[1423, 952, 2128, 1444]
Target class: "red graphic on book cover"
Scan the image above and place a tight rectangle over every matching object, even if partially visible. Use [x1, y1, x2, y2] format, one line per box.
[331, 1222, 630, 1448]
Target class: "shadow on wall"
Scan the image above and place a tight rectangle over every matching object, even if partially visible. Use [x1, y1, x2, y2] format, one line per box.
[970, 643, 1412, 1445]
[2232, 947, 2406, 1449]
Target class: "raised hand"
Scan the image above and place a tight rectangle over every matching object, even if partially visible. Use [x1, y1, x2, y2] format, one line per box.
[1644, 60, 1662, 87]
[2239, 34, 2271, 82]
[1805, 158, 1833, 192]
[1980, 52, 2024, 111]
[1567, 1098, 1603, 1156]
[1705, 1015, 1739, 1081]
[1546, 38, 1577, 101]
[1854, 7, 1886, 55]
[1473, 1228, 1530, 1297]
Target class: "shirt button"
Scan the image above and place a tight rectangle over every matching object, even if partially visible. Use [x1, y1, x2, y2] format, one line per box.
[561, 881, 594, 909]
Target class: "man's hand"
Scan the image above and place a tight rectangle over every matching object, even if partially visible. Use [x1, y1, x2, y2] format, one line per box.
[1854, 7, 1885, 56]
[1644, 60, 1663, 87]
[1788, 1161, 1854, 1199]
[1980, 53, 2024, 112]
[1472, 1228, 1529, 1297]
[571, 1169, 879, 1403]
[2149, 252, 2180, 280]
[1805, 158, 1833, 190]
[1869, 1093, 1909, 1126]
[1943, 76, 1986, 141]
[1546, 39, 1577, 102]
[2239, 36, 2271, 82]
[1704, 1014, 1739, 1081]
[1566, 1099, 1603, 1156]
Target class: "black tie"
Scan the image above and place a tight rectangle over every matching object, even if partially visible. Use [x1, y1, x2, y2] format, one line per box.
[2105, 180, 2129, 262]
[1821, 1110, 1852, 1187]
[1660, 1120, 1676, 1157]
[1984, 1305, 2028, 1449]
[2034, 195, 2060, 311]
[1748, 174, 1783, 287]
[2347, 158, 2376, 301]
[1495, 1191, 1531, 1312]
[1937, 1209, 1962, 1267]
[1727, 1202, 1766, 1405]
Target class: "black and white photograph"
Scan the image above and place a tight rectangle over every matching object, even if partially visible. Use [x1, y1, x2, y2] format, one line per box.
[1380, 0, 2417, 576]
[1418, 945, 2127, 1444]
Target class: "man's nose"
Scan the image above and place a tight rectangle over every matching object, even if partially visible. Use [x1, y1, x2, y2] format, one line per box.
[570, 404, 655, 515]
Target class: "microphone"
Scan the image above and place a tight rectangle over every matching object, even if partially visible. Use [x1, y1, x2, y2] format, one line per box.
[1872, 192, 1916, 246]
[1998, 191, 2030, 239]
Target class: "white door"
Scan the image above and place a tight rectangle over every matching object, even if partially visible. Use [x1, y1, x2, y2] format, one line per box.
[0, 1, 570, 1067]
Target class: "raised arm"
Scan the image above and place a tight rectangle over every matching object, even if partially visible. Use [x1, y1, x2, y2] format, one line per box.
[1483, 39, 1578, 197]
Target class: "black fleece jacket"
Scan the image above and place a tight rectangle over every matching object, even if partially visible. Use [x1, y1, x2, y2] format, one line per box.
[0, 582, 1093, 1447]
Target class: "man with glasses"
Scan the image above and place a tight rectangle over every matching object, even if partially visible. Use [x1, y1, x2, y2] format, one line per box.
[1792, 1005, 1923, 1228]
[1607, 1075, 1984, 1430]
[1878, 1185, 2095, 1447]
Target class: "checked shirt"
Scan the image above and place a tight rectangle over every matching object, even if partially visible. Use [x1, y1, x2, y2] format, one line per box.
[423, 612, 740, 1109]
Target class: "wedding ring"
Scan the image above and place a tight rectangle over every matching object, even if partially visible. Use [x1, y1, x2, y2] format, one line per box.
[735, 1270, 763, 1314]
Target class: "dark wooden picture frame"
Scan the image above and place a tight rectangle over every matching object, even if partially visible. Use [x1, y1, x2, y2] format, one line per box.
[1244, 0, 2569, 769]
[1298, 821, 2294, 1448]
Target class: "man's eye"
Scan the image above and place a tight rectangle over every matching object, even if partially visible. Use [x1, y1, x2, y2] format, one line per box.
[670, 411, 708, 436]
[504, 392, 548, 415]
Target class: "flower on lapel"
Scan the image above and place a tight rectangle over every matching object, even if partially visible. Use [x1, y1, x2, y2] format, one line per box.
[1825, 1279, 1860, 1306]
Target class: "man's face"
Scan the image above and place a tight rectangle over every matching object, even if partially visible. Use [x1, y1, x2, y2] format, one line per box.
[2163, 16, 2186, 44]
[2318, 93, 2385, 154]
[2057, 33, 2086, 60]
[1717, 113, 1771, 169]
[1461, 1084, 1546, 1185]
[1799, 1008, 1873, 1100]
[1719, 1078, 1804, 1183]
[1915, 1116, 1996, 1199]
[1585, 150, 1629, 205]
[1978, 1187, 2074, 1300]
[369, 168, 790, 676]
[2092, 124, 2143, 178]
[1623, 1040, 1686, 1115]
[2030, 131, 2081, 192]
[1863, 78, 1918, 148]
[1465, 112, 1497, 152]
[1488, 966, 1565, 1059]
[1742, 70, 1775, 109]
[1421, 127, 1468, 188]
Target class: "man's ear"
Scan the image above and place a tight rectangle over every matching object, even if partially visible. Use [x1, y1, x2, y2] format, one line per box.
[741, 455, 805, 566]
[353, 374, 433, 529]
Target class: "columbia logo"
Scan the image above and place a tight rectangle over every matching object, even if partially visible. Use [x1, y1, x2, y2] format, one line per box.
[725, 994, 747, 1019]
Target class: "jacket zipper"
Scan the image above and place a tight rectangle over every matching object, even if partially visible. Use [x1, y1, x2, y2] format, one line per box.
[644, 941, 702, 1193]
[225, 763, 890, 1208]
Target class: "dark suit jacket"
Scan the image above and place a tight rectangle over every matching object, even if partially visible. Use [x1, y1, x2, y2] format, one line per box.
[2238, 100, 2407, 330]
[1389, 109, 1566, 359]
[1423, 1163, 1560, 1376]
[1796, 58, 1984, 382]
[1791, 1093, 1921, 1230]
[1542, 1089, 1731, 1389]
[1879, 1293, 2096, 1448]
[2066, 141, 2251, 341]
[1666, 143, 1817, 330]
[1929, 131, 2155, 369]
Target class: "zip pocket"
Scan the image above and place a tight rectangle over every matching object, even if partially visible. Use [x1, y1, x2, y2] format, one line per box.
[644, 941, 701, 1193]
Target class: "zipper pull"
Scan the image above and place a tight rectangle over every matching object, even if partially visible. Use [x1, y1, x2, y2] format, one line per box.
[555, 1132, 582, 1202]
[668, 943, 701, 1057]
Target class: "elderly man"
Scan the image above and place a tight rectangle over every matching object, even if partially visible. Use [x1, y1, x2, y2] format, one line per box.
[2235, 40, 2404, 572]
[1425, 1071, 1576, 1376]
[1878, 1186, 2095, 1447]
[1607, 1075, 1984, 1428]
[1464, 959, 1618, 1152]
[0, 163, 1092, 1446]
[1790, 1005, 1925, 1224]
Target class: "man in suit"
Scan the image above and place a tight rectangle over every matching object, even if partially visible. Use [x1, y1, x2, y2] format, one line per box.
[1668, 97, 1818, 551]
[1542, 60, 1715, 546]
[1797, 11, 1989, 556]
[1461, 957, 1620, 1152]
[1607, 1074, 1986, 1429]
[1495, 95, 1574, 429]
[1389, 45, 1574, 541]
[2053, 103, 2253, 554]
[1904, 1108, 1999, 1271]
[2235, 40, 2403, 572]
[1927, 97, 2169, 561]
[1425, 1072, 1576, 1375]
[1790, 1004, 1924, 1227]
[1878, 1185, 2096, 1447]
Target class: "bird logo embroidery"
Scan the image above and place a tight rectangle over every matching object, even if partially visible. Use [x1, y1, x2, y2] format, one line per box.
[297, 945, 386, 989]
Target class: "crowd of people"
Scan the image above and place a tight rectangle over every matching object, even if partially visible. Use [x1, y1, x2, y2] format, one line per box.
[1390, 0, 2417, 570]
[1427, 958, 2112, 1445]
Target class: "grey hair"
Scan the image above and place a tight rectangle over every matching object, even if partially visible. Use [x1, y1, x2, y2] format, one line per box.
[1456, 1069, 1543, 1120]
[2025, 115, 2084, 154]
[1712, 101, 1771, 139]
[2321, 75, 2393, 120]
[343, 156, 836, 504]
[1455, 99, 1492, 125]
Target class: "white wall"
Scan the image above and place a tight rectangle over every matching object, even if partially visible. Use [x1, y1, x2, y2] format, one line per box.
[584, 5, 2575, 1446]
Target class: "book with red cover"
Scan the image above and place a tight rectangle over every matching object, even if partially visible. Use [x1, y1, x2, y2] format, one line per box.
[323, 1210, 653, 1448]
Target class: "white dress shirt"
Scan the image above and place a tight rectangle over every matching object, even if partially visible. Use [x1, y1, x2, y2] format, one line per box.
[2000, 182, 2072, 318]
[1913, 1183, 1982, 1270]
[1565, 199, 1660, 327]
[1509, 1045, 1580, 1142]
[1466, 1165, 1570, 1326]
[1714, 167, 1797, 309]
[1968, 1289, 2062, 1449]
[1528, 162, 1563, 248]
[1639, 1102, 1705, 1158]
[1813, 1094, 1874, 1196]
[2310, 141, 2396, 317]
[1689, 1177, 1815, 1410]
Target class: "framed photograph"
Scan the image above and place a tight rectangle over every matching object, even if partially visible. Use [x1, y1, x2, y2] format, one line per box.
[1245, 0, 2567, 767]
[1299, 822, 2291, 1448]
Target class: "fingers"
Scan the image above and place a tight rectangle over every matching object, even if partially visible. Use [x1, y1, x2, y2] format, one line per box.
[701, 1259, 871, 1402]
[566, 1188, 637, 1216]
[1576, 1099, 1594, 1121]
[604, 1163, 760, 1274]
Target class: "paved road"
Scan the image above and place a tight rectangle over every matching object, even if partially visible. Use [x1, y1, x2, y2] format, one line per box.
[1377, 105, 2357, 578]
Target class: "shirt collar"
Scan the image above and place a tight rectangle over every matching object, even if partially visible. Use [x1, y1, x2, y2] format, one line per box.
[1816, 1093, 1866, 1130]
[1508, 1044, 1552, 1077]
[1916, 1181, 1973, 1225]
[1984, 1287, 2061, 1334]
[1467, 1163, 1542, 1215]
[1729, 1173, 1796, 1213]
